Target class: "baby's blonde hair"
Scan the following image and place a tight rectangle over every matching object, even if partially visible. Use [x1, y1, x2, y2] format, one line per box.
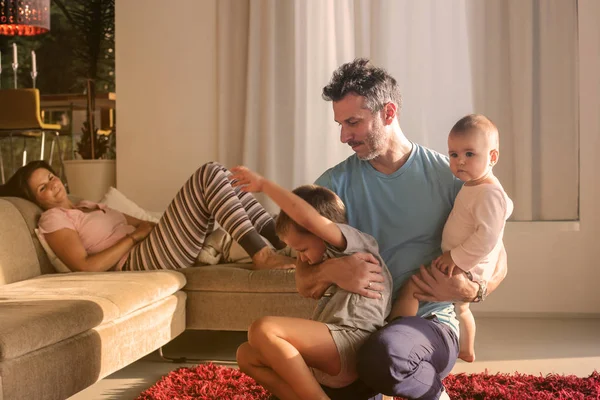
[450, 114, 499, 149]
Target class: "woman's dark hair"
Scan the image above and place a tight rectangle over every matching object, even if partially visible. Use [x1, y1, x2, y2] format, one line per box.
[322, 58, 402, 112]
[0, 160, 57, 204]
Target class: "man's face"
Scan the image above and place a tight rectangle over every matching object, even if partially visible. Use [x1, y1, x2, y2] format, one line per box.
[332, 93, 387, 160]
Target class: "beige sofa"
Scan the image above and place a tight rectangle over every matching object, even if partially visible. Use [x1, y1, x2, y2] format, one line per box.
[0, 197, 315, 400]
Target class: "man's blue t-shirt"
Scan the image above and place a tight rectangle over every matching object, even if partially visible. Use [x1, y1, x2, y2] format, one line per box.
[315, 143, 463, 333]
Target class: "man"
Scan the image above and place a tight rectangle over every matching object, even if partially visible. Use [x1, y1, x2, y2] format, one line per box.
[295, 58, 507, 400]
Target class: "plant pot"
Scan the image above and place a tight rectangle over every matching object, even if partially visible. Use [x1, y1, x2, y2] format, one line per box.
[63, 159, 116, 202]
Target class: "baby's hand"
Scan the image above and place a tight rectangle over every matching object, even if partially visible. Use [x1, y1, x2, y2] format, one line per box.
[433, 251, 456, 276]
[229, 166, 265, 192]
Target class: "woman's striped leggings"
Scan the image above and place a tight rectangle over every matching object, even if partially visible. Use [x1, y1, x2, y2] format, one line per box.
[123, 162, 280, 270]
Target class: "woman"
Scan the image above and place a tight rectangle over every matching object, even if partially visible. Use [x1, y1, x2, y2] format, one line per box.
[0, 160, 294, 272]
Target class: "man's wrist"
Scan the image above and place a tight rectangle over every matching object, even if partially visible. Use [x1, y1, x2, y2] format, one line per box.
[472, 280, 488, 303]
[296, 260, 331, 299]
[319, 257, 337, 286]
[463, 279, 479, 302]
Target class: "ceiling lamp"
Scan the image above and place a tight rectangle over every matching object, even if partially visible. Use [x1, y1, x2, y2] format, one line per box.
[0, 0, 50, 36]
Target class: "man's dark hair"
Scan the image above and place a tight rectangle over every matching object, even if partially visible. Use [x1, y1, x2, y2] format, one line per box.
[322, 58, 402, 112]
[0, 160, 57, 205]
[275, 185, 347, 236]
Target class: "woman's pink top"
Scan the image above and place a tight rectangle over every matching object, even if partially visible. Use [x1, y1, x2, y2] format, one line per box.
[38, 200, 135, 270]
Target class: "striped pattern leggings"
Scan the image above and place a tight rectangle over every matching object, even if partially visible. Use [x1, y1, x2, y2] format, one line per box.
[123, 162, 275, 270]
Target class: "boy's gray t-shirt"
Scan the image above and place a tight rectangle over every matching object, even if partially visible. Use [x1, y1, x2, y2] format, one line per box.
[312, 224, 393, 334]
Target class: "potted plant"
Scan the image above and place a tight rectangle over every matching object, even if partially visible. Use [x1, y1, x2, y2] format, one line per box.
[55, 0, 116, 201]
[63, 78, 116, 201]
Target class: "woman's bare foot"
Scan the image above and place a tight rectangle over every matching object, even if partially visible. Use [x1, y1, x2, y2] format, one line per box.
[252, 247, 296, 270]
[458, 350, 475, 363]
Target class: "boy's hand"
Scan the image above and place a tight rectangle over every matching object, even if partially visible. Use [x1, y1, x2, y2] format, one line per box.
[229, 166, 266, 192]
[432, 251, 456, 276]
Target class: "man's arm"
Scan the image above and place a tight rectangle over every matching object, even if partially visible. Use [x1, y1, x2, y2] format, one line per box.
[412, 244, 507, 302]
[295, 253, 386, 299]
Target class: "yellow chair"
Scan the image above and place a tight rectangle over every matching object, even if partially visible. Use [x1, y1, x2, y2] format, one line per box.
[0, 89, 66, 184]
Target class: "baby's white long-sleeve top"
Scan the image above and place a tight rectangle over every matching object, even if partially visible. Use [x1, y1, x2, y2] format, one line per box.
[441, 183, 514, 282]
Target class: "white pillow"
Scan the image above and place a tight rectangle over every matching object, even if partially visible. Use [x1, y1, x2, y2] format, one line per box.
[99, 187, 161, 223]
[34, 229, 72, 273]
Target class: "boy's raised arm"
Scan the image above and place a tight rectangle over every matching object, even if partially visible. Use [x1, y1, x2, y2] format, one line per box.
[229, 166, 346, 249]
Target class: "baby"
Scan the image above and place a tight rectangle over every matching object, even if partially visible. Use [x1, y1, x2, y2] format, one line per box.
[231, 166, 392, 400]
[389, 114, 513, 362]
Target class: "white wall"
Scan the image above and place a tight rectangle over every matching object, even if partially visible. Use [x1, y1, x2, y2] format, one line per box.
[115, 0, 600, 315]
[115, 0, 217, 211]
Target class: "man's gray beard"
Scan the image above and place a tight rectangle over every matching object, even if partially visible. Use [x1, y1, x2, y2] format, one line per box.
[358, 150, 379, 161]
[358, 130, 386, 161]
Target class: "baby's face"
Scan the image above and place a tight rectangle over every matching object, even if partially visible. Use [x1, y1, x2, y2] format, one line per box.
[448, 130, 495, 183]
[282, 227, 327, 265]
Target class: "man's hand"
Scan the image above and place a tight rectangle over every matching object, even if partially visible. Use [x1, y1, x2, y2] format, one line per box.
[295, 252, 385, 300]
[295, 260, 332, 299]
[325, 253, 385, 299]
[432, 251, 457, 276]
[411, 264, 478, 303]
[229, 166, 266, 192]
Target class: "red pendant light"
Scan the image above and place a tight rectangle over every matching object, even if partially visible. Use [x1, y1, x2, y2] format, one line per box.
[0, 0, 50, 36]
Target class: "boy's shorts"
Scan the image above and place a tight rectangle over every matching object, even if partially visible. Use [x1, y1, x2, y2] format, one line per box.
[313, 325, 371, 388]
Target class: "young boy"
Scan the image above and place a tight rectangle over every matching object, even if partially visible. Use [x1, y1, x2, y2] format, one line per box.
[388, 114, 513, 363]
[230, 166, 393, 400]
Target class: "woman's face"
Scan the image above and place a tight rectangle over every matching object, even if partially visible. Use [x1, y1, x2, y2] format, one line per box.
[27, 168, 68, 209]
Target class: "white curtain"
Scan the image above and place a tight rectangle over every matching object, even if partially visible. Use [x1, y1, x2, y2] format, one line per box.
[216, 0, 578, 220]
[466, 0, 579, 221]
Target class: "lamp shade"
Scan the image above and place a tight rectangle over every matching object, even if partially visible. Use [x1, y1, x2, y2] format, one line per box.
[0, 0, 50, 36]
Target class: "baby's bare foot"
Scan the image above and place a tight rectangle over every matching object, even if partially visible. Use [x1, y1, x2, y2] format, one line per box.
[252, 247, 295, 270]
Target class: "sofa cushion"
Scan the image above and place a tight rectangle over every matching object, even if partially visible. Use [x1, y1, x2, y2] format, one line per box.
[0, 199, 43, 285]
[181, 264, 298, 293]
[0, 299, 105, 361]
[0, 292, 186, 400]
[0, 270, 185, 361]
[0, 271, 185, 320]
[1, 197, 55, 277]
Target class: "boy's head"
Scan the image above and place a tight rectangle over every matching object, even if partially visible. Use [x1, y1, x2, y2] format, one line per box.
[448, 114, 499, 183]
[276, 185, 347, 265]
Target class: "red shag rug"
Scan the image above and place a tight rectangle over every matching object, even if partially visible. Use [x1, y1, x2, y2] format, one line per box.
[136, 363, 600, 400]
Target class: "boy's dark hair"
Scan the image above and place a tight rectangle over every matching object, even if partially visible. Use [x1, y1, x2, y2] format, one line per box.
[322, 58, 402, 113]
[275, 185, 347, 236]
[450, 114, 499, 148]
[0, 160, 57, 205]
